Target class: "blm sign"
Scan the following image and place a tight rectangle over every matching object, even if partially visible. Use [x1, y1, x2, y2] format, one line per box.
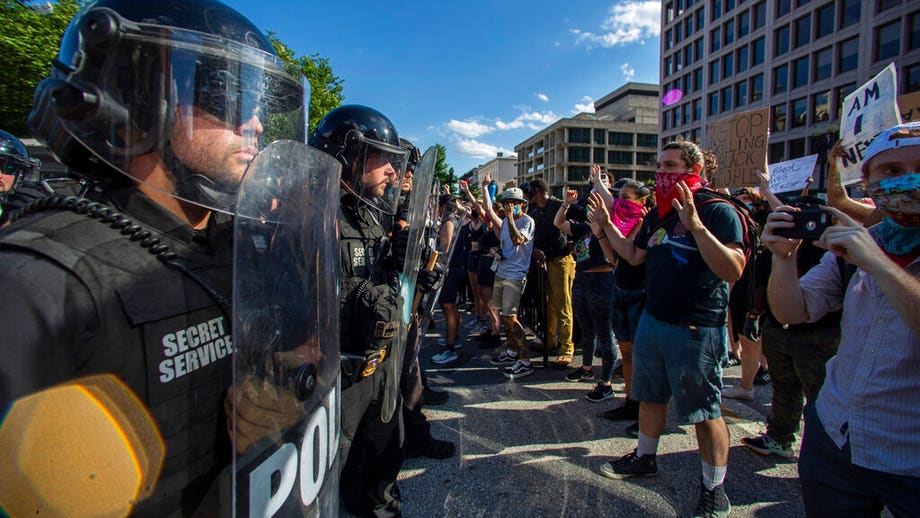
[703, 107, 770, 189]
[838, 63, 901, 185]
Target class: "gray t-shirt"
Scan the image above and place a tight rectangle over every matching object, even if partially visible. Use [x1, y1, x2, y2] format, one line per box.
[495, 214, 535, 280]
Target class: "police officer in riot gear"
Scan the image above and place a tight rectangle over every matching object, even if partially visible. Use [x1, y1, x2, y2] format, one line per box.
[310, 104, 410, 517]
[0, 0, 306, 515]
[0, 129, 40, 220]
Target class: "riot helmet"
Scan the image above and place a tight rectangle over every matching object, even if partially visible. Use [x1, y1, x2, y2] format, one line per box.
[0, 130, 40, 198]
[399, 137, 420, 193]
[26, 0, 307, 213]
[309, 105, 408, 215]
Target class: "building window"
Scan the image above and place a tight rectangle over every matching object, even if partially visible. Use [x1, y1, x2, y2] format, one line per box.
[569, 166, 591, 182]
[724, 20, 736, 45]
[793, 56, 809, 89]
[710, 60, 721, 84]
[696, 7, 707, 31]
[666, 1, 674, 23]
[665, 57, 673, 76]
[751, 74, 764, 101]
[594, 147, 606, 163]
[683, 103, 692, 124]
[722, 87, 733, 112]
[875, 20, 901, 62]
[691, 68, 702, 91]
[774, 64, 789, 94]
[665, 29, 673, 50]
[777, 0, 792, 17]
[663, 116, 670, 132]
[676, 22, 683, 44]
[794, 15, 811, 48]
[769, 142, 786, 163]
[737, 46, 750, 72]
[812, 90, 831, 122]
[912, 12, 920, 51]
[773, 103, 787, 132]
[840, 0, 860, 28]
[711, 27, 722, 52]
[814, 47, 832, 81]
[607, 151, 633, 165]
[906, 64, 920, 93]
[726, 0, 736, 12]
[685, 46, 693, 67]
[695, 37, 705, 61]
[877, 0, 900, 13]
[636, 152, 657, 166]
[775, 25, 790, 56]
[736, 81, 749, 107]
[637, 134, 658, 147]
[608, 132, 633, 146]
[569, 146, 591, 162]
[753, 2, 767, 29]
[723, 54, 734, 79]
[593, 129, 606, 145]
[569, 128, 591, 143]
[693, 98, 702, 121]
[685, 18, 694, 38]
[738, 10, 750, 38]
[816, 3, 835, 39]
[709, 92, 720, 115]
[789, 138, 806, 158]
[712, 0, 722, 20]
[838, 37, 858, 73]
[791, 97, 808, 127]
[834, 82, 857, 112]
[752, 37, 765, 66]
[672, 106, 681, 127]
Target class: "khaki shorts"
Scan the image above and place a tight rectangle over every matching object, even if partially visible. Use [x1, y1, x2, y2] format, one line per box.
[492, 276, 526, 317]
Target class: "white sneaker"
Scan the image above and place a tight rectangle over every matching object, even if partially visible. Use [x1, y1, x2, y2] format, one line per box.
[721, 385, 754, 401]
[432, 347, 458, 364]
[503, 360, 534, 379]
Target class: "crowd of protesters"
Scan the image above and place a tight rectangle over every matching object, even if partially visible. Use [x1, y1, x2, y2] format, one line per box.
[423, 129, 919, 518]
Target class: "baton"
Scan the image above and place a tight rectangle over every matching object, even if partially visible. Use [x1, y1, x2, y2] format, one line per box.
[412, 251, 439, 315]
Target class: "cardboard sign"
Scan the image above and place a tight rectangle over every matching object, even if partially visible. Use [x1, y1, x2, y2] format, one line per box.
[898, 90, 920, 122]
[703, 107, 769, 188]
[768, 154, 818, 194]
[838, 63, 901, 184]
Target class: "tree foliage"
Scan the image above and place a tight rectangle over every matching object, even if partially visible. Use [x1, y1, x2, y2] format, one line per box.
[0, 0, 82, 135]
[433, 143, 452, 189]
[268, 33, 344, 135]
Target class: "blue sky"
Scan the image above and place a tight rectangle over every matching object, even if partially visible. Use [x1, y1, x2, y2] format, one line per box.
[224, 0, 662, 175]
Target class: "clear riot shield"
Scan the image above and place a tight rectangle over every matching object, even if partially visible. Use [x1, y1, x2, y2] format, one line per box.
[415, 188, 466, 337]
[231, 140, 341, 517]
[382, 146, 437, 422]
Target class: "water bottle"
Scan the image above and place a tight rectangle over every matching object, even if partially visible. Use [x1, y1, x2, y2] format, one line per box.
[487, 181, 497, 203]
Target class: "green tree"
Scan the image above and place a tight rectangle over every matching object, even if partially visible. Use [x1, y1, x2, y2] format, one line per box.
[268, 33, 344, 135]
[0, 0, 82, 135]
[433, 143, 452, 188]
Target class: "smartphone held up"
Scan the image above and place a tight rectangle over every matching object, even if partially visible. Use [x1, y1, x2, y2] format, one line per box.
[774, 209, 834, 240]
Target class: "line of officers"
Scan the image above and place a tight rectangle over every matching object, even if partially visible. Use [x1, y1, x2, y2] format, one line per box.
[0, 0, 448, 516]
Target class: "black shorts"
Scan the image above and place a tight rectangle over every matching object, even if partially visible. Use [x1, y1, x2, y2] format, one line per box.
[468, 251, 481, 275]
[476, 255, 496, 287]
[438, 266, 467, 304]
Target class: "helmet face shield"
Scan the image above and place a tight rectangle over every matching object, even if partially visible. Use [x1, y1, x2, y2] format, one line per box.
[349, 134, 408, 215]
[52, 8, 307, 212]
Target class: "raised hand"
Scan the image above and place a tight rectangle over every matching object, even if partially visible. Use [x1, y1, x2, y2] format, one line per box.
[814, 206, 883, 271]
[671, 181, 704, 232]
[587, 192, 611, 227]
[762, 205, 802, 258]
[564, 189, 579, 205]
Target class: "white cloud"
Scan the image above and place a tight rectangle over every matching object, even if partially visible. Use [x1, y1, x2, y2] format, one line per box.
[537, 93, 549, 102]
[573, 96, 595, 114]
[621, 62, 636, 82]
[445, 119, 494, 138]
[455, 139, 507, 159]
[572, 1, 661, 49]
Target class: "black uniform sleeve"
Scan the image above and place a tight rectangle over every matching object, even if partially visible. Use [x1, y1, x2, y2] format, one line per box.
[0, 250, 98, 407]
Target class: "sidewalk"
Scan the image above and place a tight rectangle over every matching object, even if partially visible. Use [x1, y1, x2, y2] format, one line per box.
[398, 308, 805, 517]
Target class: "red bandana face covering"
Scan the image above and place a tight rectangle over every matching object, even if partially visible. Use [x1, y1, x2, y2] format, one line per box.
[654, 171, 704, 218]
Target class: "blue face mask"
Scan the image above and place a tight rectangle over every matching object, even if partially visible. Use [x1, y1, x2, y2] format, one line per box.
[512, 205, 521, 216]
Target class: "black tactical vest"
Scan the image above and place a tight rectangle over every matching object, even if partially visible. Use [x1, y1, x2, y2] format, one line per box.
[0, 207, 233, 517]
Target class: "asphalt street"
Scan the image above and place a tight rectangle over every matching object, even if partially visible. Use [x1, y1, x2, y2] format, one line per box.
[398, 310, 805, 518]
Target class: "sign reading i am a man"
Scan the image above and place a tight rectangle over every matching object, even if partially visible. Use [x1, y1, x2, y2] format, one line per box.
[838, 63, 901, 185]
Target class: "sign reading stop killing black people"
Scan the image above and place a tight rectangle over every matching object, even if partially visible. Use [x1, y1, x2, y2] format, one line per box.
[703, 107, 769, 189]
[838, 63, 901, 185]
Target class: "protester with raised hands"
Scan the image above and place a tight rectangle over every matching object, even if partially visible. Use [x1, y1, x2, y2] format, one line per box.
[763, 121, 920, 516]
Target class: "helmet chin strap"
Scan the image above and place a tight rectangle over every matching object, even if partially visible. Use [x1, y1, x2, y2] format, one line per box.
[163, 140, 238, 212]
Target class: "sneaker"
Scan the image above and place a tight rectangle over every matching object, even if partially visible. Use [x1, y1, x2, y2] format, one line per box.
[437, 338, 462, 350]
[693, 482, 731, 518]
[503, 360, 534, 379]
[600, 399, 640, 421]
[586, 383, 615, 403]
[754, 366, 771, 385]
[721, 385, 754, 401]
[431, 347, 458, 364]
[565, 367, 595, 383]
[624, 422, 639, 438]
[422, 386, 449, 406]
[599, 449, 658, 479]
[406, 438, 456, 460]
[741, 434, 795, 459]
[464, 318, 483, 330]
[489, 350, 518, 366]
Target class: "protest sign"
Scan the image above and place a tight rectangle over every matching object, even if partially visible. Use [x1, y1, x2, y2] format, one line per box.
[768, 154, 818, 194]
[898, 90, 920, 122]
[703, 107, 769, 188]
[838, 63, 901, 184]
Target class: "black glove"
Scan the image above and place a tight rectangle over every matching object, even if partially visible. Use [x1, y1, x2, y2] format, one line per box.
[417, 269, 440, 294]
[390, 228, 409, 271]
[742, 311, 763, 342]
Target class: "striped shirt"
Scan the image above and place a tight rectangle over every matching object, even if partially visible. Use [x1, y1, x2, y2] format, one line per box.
[799, 251, 920, 476]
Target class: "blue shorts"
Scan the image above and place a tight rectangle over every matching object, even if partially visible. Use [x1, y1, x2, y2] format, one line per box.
[631, 310, 727, 423]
